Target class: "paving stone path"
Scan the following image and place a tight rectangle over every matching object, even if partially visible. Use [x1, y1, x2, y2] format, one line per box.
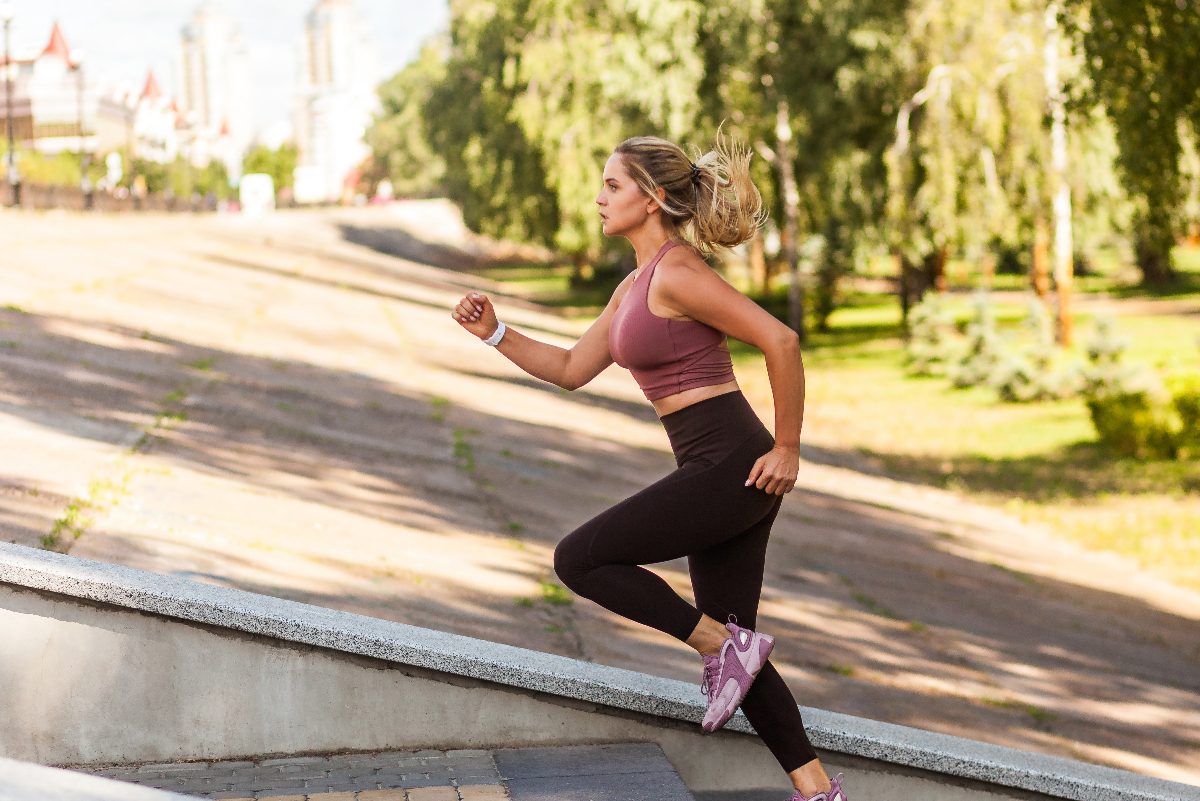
[77, 743, 697, 801]
[84, 749, 508, 801]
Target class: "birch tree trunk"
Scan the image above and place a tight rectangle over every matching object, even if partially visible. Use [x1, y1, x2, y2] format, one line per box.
[775, 98, 806, 343]
[1045, 1, 1074, 346]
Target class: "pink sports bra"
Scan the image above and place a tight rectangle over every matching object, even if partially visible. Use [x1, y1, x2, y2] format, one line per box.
[608, 240, 736, 401]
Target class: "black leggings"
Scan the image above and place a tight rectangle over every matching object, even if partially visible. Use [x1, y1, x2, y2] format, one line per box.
[553, 389, 819, 773]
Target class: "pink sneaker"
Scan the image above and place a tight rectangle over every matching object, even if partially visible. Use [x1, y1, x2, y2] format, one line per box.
[699, 613, 775, 733]
[786, 772, 847, 801]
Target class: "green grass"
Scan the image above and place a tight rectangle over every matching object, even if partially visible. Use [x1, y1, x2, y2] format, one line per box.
[539, 580, 573, 606]
[980, 696, 1058, 724]
[514, 580, 574, 608]
[451, 427, 477, 471]
[429, 395, 450, 423]
[186, 356, 215, 371]
[851, 590, 903, 620]
[731, 292, 1200, 590]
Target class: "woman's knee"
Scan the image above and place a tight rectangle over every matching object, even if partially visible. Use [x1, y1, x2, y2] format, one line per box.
[552, 532, 590, 589]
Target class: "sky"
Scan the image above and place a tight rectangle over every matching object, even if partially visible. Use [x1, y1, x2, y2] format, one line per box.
[4, 0, 449, 140]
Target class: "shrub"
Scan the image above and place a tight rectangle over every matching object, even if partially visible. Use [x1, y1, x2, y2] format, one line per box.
[1169, 375, 1200, 458]
[950, 291, 1005, 388]
[991, 297, 1082, 402]
[905, 292, 956, 377]
[1084, 391, 1179, 458]
[1080, 316, 1196, 459]
[1080, 315, 1159, 398]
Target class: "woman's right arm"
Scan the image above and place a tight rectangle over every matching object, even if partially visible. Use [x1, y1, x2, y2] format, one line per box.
[452, 274, 631, 391]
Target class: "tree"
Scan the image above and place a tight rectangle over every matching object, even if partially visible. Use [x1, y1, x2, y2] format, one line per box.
[424, 0, 560, 253]
[243, 142, 298, 194]
[364, 37, 447, 197]
[696, 0, 908, 338]
[1065, 0, 1200, 284]
[425, 0, 706, 277]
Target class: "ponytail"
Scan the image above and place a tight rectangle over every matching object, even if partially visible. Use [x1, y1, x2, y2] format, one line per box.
[614, 122, 767, 254]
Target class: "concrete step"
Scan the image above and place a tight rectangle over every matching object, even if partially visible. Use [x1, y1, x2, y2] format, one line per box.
[494, 742, 694, 801]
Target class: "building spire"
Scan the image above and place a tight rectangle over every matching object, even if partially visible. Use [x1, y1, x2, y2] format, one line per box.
[41, 21, 74, 66]
[141, 70, 163, 101]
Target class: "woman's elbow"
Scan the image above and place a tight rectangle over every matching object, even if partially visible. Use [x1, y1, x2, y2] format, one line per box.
[769, 329, 800, 352]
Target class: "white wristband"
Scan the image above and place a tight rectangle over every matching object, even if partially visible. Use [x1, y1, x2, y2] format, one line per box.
[482, 320, 507, 346]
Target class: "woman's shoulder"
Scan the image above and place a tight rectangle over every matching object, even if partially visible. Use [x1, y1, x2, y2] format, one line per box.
[653, 241, 737, 316]
[658, 240, 709, 273]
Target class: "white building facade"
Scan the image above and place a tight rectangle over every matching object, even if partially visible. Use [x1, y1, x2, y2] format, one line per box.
[0, 22, 91, 155]
[178, 2, 253, 181]
[293, 0, 380, 203]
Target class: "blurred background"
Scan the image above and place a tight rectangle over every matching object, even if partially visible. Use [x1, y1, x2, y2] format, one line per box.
[2, 0, 1199, 787]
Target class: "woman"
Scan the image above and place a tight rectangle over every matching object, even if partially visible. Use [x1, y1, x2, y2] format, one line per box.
[450, 129, 846, 801]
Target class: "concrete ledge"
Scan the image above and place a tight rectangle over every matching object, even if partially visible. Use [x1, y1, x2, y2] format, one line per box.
[2, 543, 1197, 801]
[0, 757, 193, 801]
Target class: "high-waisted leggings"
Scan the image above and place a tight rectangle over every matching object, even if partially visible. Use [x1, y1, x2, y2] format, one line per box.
[552, 389, 819, 773]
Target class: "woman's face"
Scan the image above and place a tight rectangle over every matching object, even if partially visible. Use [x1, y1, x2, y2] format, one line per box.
[596, 153, 653, 237]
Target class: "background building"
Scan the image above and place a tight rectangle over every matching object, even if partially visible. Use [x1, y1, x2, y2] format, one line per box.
[178, 2, 253, 181]
[293, 0, 380, 203]
[0, 22, 90, 155]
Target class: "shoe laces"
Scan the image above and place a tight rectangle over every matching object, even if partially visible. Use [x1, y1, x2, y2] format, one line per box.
[700, 654, 720, 699]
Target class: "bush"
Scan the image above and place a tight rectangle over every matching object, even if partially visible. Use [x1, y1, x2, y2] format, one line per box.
[990, 297, 1081, 402]
[1169, 375, 1200, 457]
[950, 291, 1005, 388]
[1084, 391, 1180, 458]
[1080, 316, 1197, 459]
[904, 292, 956, 376]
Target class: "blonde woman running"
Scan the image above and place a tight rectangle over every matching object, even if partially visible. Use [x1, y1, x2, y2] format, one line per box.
[451, 130, 845, 801]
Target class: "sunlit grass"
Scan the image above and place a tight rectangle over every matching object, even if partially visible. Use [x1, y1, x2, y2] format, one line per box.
[731, 293, 1200, 591]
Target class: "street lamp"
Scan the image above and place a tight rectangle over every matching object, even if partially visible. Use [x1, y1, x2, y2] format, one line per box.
[1, 0, 19, 207]
[74, 48, 93, 209]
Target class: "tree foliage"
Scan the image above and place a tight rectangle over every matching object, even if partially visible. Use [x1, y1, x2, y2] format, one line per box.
[423, 0, 705, 264]
[696, 0, 907, 331]
[1065, 0, 1200, 283]
[363, 0, 1200, 319]
[365, 38, 448, 197]
[243, 142, 299, 194]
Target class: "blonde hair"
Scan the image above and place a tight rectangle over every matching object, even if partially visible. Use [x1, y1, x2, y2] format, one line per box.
[614, 123, 767, 254]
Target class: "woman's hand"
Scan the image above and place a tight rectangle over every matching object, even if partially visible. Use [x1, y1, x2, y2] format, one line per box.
[451, 291, 500, 341]
[745, 445, 799, 495]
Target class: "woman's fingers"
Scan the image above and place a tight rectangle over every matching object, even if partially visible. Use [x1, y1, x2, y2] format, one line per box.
[451, 292, 488, 324]
[745, 458, 761, 488]
[747, 457, 797, 495]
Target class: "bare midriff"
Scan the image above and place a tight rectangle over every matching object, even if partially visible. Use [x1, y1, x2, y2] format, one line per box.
[650, 379, 741, 417]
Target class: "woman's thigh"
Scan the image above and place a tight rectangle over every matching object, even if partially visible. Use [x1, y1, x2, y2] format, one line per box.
[561, 430, 779, 569]
[688, 493, 783, 631]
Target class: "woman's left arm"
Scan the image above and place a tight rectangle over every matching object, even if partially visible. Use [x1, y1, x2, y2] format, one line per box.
[657, 253, 805, 495]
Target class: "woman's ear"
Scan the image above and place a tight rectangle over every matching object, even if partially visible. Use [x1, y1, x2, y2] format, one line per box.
[645, 186, 666, 215]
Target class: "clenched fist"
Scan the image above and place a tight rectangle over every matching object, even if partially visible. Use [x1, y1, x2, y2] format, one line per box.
[451, 291, 500, 341]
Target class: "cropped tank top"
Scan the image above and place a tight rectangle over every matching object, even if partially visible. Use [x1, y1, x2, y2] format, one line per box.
[608, 240, 736, 401]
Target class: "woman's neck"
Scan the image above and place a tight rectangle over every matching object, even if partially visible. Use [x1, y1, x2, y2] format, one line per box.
[628, 224, 676, 269]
